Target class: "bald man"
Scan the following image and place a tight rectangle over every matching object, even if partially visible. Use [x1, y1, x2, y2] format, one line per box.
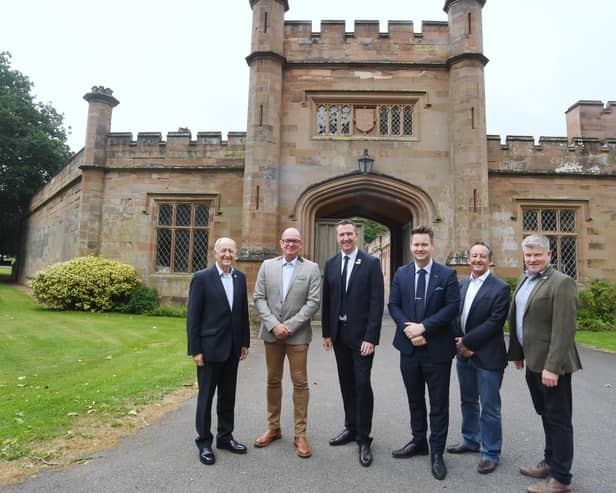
[253, 228, 321, 458]
[187, 237, 250, 466]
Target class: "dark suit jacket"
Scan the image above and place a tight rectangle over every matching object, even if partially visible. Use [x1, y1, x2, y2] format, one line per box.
[186, 265, 250, 362]
[388, 261, 459, 363]
[322, 249, 384, 347]
[507, 266, 581, 375]
[455, 273, 510, 371]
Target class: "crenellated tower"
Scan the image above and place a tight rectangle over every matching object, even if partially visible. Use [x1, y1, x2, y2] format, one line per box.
[240, 0, 288, 260]
[444, 0, 490, 260]
[79, 86, 119, 256]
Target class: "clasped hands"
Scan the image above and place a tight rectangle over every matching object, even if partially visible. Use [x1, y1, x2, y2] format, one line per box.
[404, 322, 427, 346]
[455, 337, 474, 358]
[272, 323, 290, 339]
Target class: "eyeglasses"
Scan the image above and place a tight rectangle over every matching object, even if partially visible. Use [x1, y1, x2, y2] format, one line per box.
[281, 239, 301, 244]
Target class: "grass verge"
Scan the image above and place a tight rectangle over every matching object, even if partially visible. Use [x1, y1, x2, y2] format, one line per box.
[0, 284, 194, 468]
[575, 330, 616, 353]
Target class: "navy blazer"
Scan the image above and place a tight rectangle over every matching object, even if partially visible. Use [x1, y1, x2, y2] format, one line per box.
[455, 273, 510, 371]
[186, 265, 250, 362]
[388, 261, 459, 362]
[322, 249, 384, 348]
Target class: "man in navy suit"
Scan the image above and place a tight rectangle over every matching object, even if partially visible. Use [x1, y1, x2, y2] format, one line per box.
[186, 237, 250, 465]
[388, 225, 460, 480]
[322, 219, 384, 467]
[446, 242, 510, 475]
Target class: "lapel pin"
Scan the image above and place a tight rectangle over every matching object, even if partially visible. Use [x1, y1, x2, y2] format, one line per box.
[355, 259, 362, 265]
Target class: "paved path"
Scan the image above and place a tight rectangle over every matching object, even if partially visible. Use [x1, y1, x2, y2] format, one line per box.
[6, 322, 616, 493]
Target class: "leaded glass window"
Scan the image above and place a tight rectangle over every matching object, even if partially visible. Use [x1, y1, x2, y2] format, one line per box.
[522, 207, 578, 279]
[155, 203, 210, 273]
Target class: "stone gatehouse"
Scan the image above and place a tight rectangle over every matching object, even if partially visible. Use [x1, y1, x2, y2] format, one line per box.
[19, 0, 616, 302]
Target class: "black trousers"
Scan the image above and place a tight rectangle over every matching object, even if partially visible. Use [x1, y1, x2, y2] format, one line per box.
[195, 356, 239, 449]
[333, 338, 375, 445]
[400, 349, 452, 455]
[526, 369, 574, 485]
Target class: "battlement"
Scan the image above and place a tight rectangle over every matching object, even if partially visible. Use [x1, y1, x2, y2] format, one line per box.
[566, 100, 616, 142]
[105, 131, 247, 148]
[487, 134, 616, 175]
[283, 19, 449, 65]
[100, 131, 247, 169]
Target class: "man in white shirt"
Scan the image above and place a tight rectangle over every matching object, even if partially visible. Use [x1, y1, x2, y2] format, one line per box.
[446, 242, 510, 475]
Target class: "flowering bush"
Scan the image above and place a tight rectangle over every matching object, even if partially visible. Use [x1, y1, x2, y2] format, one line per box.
[31, 256, 139, 311]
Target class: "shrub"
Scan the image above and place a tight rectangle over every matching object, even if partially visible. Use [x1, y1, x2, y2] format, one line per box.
[31, 256, 139, 311]
[149, 304, 187, 318]
[577, 280, 616, 331]
[116, 284, 159, 314]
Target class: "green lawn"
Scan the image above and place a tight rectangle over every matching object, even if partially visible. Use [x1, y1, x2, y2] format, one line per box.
[0, 284, 193, 461]
[576, 331, 616, 352]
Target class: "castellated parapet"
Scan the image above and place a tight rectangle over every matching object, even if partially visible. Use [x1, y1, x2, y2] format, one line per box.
[283, 20, 449, 66]
[487, 134, 616, 176]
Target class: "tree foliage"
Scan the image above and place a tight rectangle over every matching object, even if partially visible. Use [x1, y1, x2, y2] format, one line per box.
[0, 51, 72, 256]
[355, 217, 388, 244]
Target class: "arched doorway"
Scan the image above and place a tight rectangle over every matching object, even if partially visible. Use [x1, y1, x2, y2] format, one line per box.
[293, 172, 437, 279]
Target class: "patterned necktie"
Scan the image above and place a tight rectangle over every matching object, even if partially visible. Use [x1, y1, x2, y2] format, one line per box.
[415, 268, 426, 322]
[339, 255, 350, 317]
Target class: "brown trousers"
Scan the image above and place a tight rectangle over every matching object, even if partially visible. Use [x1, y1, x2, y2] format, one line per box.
[264, 340, 309, 436]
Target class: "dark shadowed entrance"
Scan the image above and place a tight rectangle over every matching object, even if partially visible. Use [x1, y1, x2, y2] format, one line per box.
[293, 173, 436, 281]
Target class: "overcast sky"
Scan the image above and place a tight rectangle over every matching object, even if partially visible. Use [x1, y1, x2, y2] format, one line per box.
[2, 0, 614, 152]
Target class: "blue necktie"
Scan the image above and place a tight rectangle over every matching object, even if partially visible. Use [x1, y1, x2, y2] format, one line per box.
[415, 268, 426, 322]
[339, 255, 350, 317]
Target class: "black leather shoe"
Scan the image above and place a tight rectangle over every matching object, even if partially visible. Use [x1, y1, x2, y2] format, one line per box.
[446, 442, 480, 454]
[329, 428, 356, 446]
[216, 438, 248, 454]
[477, 458, 497, 474]
[392, 440, 429, 458]
[359, 443, 373, 467]
[431, 454, 447, 480]
[199, 445, 216, 465]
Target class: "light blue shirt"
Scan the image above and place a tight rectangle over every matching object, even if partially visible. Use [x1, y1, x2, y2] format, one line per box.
[515, 270, 544, 347]
[281, 257, 298, 301]
[216, 263, 234, 310]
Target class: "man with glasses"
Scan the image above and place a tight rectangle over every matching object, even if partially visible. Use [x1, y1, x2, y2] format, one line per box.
[253, 228, 321, 458]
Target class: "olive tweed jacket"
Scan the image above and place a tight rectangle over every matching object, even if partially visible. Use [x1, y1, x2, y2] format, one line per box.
[507, 265, 582, 375]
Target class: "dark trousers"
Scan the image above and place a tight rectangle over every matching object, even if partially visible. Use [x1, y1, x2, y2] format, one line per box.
[333, 338, 375, 445]
[195, 356, 239, 449]
[400, 350, 452, 455]
[526, 370, 574, 485]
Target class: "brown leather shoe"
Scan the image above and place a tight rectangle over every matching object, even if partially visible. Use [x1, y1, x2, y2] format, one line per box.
[520, 460, 552, 479]
[294, 436, 312, 458]
[254, 429, 281, 447]
[527, 478, 573, 493]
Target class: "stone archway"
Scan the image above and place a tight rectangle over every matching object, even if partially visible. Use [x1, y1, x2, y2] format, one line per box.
[292, 172, 438, 274]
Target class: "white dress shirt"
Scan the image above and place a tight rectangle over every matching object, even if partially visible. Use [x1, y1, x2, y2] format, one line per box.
[216, 262, 234, 310]
[460, 270, 490, 333]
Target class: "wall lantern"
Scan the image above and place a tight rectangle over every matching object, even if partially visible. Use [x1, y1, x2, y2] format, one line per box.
[357, 148, 375, 174]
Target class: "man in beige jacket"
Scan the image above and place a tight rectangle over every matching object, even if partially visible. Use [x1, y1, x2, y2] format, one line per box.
[253, 227, 321, 458]
[508, 234, 582, 493]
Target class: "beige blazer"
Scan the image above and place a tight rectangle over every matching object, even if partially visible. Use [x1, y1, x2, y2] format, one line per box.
[508, 265, 582, 374]
[254, 256, 321, 345]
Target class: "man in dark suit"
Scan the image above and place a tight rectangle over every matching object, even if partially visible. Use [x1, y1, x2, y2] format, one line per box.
[186, 237, 250, 466]
[446, 242, 510, 475]
[388, 225, 459, 480]
[322, 219, 384, 467]
[508, 234, 581, 493]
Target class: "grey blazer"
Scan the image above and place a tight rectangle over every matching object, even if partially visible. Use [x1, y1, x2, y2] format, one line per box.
[254, 256, 321, 345]
[507, 265, 582, 375]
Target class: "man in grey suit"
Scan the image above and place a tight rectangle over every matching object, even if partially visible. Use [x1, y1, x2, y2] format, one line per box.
[508, 234, 582, 493]
[253, 227, 321, 458]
